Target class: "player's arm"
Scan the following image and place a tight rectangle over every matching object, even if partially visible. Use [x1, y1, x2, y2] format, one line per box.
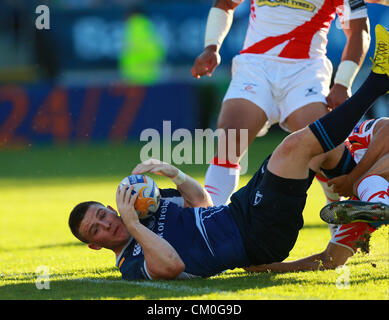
[175, 174, 214, 208]
[328, 118, 389, 196]
[244, 254, 325, 273]
[191, 0, 243, 78]
[244, 243, 353, 273]
[116, 185, 185, 280]
[132, 159, 213, 208]
[327, 8, 370, 109]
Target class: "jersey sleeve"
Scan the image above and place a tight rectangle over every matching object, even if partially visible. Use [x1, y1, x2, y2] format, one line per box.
[337, 0, 368, 22]
[159, 188, 185, 207]
[118, 254, 152, 280]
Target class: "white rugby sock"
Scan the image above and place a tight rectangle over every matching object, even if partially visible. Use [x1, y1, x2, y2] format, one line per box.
[316, 174, 341, 235]
[356, 174, 389, 205]
[204, 157, 240, 206]
[316, 174, 341, 204]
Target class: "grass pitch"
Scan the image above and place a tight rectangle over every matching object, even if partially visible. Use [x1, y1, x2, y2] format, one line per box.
[1, 131, 388, 300]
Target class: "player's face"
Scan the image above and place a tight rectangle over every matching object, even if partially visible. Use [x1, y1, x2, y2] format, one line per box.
[79, 204, 130, 250]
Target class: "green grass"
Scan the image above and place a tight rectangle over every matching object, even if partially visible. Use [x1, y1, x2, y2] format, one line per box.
[1, 131, 388, 300]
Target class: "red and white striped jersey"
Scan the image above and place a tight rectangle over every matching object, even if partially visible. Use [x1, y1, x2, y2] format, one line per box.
[237, 0, 367, 59]
[330, 118, 384, 254]
[344, 118, 381, 164]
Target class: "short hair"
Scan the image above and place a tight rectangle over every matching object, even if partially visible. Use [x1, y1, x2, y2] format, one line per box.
[69, 201, 103, 244]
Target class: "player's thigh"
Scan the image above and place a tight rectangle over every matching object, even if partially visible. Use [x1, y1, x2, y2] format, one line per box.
[283, 102, 329, 132]
[220, 54, 278, 140]
[216, 98, 269, 158]
[218, 98, 268, 136]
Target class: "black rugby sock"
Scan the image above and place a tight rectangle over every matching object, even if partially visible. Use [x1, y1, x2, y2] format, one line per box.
[309, 72, 389, 153]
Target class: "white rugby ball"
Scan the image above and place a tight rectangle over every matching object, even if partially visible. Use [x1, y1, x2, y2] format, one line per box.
[119, 174, 160, 219]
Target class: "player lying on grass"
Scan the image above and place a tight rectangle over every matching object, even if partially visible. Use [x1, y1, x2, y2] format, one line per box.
[69, 25, 389, 280]
[245, 117, 389, 273]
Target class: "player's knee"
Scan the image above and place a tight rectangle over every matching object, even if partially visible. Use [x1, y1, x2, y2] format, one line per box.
[276, 132, 304, 159]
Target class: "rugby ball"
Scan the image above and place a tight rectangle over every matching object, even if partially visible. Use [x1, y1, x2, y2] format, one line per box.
[119, 174, 160, 219]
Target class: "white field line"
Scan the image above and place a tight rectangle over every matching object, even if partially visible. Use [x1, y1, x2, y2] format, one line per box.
[74, 278, 227, 295]
[72, 278, 321, 300]
[1, 273, 322, 299]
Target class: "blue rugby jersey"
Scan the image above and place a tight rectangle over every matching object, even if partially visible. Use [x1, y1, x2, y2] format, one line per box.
[116, 189, 250, 280]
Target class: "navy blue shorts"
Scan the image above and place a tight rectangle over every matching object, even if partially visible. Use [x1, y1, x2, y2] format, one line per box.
[229, 158, 315, 265]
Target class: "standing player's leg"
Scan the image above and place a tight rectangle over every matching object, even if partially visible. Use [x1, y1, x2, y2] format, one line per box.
[268, 24, 389, 181]
[204, 98, 268, 205]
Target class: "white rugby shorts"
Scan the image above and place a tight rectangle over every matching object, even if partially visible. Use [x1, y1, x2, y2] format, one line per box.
[223, 53, 333, 135]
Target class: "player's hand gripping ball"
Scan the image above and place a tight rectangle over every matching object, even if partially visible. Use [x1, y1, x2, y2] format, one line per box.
[119, 175, 160, 219]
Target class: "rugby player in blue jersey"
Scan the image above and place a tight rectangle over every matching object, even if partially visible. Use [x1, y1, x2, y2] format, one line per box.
[69, 25, 389, 280]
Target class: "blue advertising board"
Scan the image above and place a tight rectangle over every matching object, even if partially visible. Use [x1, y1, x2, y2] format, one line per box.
[0, 83, 198, 145]
[49, 2, 249, 70]
[48, 2, 388, 71]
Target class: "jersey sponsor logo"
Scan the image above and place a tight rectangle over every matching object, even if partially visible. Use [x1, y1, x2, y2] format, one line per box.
[133, 242, 142, 256]
[156, 200, 169, 237]
[255, 0, 316, 12]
